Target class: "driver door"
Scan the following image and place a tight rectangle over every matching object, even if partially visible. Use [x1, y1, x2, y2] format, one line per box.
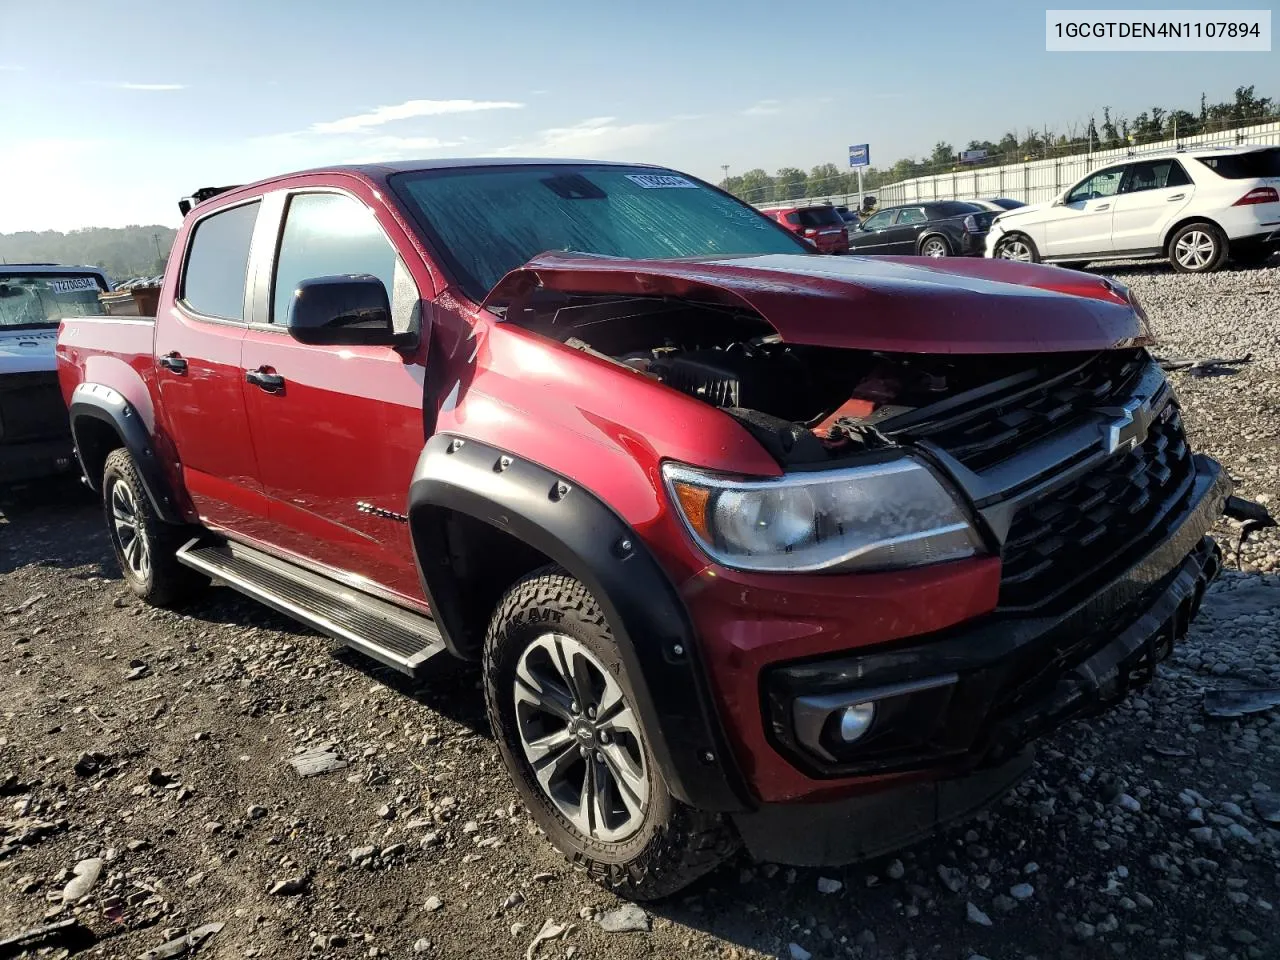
[848, 209, 895, 255]
[1043, 165, 1127, 258]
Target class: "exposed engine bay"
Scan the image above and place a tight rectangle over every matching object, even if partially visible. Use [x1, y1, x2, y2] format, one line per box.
[505, 292, 1123, 467]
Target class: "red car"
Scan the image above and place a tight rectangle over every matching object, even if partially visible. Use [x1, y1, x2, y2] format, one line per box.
[57, 159, 1262, 899]
[765, 204, 850, 253]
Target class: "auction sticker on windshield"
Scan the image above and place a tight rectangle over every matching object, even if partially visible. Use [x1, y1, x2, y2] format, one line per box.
[48, 277, 102, 294]
[626, 174, 699, 189]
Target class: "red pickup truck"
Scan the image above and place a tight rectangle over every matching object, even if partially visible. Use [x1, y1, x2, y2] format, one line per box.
[57, 159, 1260, 899]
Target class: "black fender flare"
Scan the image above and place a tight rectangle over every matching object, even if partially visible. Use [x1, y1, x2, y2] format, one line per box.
[68, 382, 184, 524]
[407, 433, 752, 813]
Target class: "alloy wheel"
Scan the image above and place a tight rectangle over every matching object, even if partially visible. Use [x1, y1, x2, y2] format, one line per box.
[110, 479, 150, 581]
[1174, 230, 1216, 270]
[998, 238, 1032, 262]
[513, 633, 649, 843]
[922, 238, 948, 258]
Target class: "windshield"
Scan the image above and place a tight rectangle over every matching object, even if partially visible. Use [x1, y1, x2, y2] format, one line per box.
[1197, 148, 1280, 179]
[391, 165, 808, 301]
[0, 273, 107, 329]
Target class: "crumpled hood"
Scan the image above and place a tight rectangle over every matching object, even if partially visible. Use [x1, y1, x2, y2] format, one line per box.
[485, 252, 1153, 354]
[0, 328, 58, 375]
[994, 201, 1049, 225]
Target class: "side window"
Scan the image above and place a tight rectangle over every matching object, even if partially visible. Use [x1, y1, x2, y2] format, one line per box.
[1067, 168, 1126, 204]
[272, 192, 410, 327]
[1123, 160, 1192, 194]
[784, 213, 800, 226]
[181, 201, 260, 321]
[1164, 160, 1192, 188]
[862, 210, 893, 230]
[896, 207, 927, 225]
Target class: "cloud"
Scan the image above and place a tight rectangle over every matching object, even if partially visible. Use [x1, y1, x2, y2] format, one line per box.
[487, 117, 663, 158]
[312, 98, 524, 134]
[741, 99, 782, 116]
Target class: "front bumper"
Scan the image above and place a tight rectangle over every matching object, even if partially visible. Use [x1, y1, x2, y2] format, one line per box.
[764, 457, 1229, 779]
[733, 530, 1223, 865]
[0, 437, 76, 485]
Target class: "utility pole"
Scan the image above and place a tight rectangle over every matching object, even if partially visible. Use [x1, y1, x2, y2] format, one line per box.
[152, 233, 162, 258]
[720, 164, 730, 187]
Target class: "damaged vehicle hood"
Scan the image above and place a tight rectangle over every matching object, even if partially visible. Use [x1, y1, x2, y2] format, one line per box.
[484, 252, 1153, 354]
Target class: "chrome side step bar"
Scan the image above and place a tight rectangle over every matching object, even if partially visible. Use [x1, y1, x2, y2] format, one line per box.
[176, 539, 445, 676]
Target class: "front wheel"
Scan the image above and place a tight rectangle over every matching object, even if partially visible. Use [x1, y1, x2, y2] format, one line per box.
[102, 448, 207, 607]
[1169, 222, 1227, 273]
[483, 569, 738, 900]
[995, 234, 1039, 263]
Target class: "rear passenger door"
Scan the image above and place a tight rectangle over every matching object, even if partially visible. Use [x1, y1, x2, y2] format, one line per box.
[1109, 159, 1194, 254]
[154, 199, 270, 533]
[239, 187, 430, 604]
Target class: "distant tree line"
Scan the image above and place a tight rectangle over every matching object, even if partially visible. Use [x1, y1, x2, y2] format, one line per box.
[723, 85, 1277, 205]
[0, 226, 177, 283]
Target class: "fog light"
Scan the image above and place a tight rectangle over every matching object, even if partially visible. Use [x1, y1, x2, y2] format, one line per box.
[838, 702, 876, 743]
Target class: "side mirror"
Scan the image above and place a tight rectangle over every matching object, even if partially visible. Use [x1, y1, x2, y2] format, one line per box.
[287, 275, 415, 347]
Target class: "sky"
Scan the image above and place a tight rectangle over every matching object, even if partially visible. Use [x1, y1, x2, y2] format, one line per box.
[1, 0, 1275, 232]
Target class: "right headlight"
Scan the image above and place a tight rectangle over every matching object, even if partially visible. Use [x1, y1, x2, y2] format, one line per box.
[663, 458, 985, 574]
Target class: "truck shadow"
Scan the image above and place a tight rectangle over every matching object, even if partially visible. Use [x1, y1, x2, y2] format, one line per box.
[0, 478, 110, 575]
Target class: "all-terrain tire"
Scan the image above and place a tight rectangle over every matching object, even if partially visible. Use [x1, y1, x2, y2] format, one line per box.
[102, 448, 207, 607]
[483, 568, 739, 900]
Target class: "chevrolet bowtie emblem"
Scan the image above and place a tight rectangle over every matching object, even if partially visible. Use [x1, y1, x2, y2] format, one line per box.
[1100, 397, 1155, 455]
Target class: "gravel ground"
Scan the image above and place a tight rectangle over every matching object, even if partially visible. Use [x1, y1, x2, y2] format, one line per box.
[1, 261, 1278, 960]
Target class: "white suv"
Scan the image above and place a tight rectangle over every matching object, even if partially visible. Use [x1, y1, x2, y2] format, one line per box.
[986, 144, 1280, 273]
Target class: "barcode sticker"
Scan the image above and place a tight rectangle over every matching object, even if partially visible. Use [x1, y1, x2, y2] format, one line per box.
[49, 277, 101, 294]
[626, 174, 698, 189]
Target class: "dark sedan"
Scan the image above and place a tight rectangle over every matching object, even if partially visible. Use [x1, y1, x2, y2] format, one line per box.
[847, 200, 996, 257]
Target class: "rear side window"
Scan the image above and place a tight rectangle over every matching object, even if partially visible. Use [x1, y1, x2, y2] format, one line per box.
[1123, 159, 1191, 193]
[271, 193, 399, 325]
[181, 201, 260, 321]
[796, 207, 844, 227]
[1197, 148, 1280, 179]
[896, 207, 927, 224]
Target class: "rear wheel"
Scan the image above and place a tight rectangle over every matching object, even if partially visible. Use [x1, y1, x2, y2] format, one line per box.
[995, 234, 1038, 263]
[919, 236, 950, 258]
[483, 569, 738, 900]
[1169, 222, 1227, 273]
[102, 448, 207, 607]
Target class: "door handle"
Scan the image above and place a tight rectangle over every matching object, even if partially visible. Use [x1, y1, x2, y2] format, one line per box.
[1095, 203, 1111, 211]
[246, 367, 285, 393]
[1167, 193, 1186, 201]
[158, 352, 187, 374]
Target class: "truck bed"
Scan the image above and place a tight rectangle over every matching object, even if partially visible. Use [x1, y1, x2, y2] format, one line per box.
[56, 316, 157, 409]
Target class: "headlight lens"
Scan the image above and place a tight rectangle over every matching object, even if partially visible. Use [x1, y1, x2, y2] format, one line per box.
[663, 458, 985, 573]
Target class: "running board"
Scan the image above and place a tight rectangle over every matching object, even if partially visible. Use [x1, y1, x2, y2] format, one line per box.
[176, 539, 445, 676]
